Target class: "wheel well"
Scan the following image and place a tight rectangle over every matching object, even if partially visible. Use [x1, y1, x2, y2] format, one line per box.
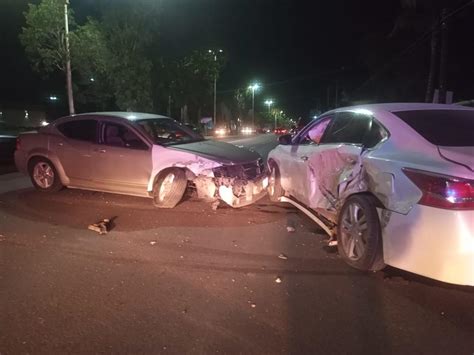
[340, 192, 386, 213]
[152, 167, 191, 188]
[27, 155, 52, 172]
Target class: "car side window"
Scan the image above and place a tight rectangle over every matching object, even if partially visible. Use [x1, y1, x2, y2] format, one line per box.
[57, 119, 98, 143]
[363, 119, 388, 148]
[321, 112, 371, 145]
[298, 117, 332, 145]
[102, 122, 148, 150]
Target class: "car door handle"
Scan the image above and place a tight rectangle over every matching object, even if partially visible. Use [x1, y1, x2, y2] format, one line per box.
[300, 156, 308, 161]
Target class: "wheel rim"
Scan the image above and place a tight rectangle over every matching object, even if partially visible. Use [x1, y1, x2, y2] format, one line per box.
[268, 166, 276, 196]
[340, 202, 368, 261]
[158, 173, 175, 201]
[33, 162, 54, 189]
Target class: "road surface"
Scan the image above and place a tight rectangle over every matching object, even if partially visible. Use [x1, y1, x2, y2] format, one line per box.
[1, 134, 473, 354]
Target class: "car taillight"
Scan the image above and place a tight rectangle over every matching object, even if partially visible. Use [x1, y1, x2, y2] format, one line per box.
[16, 137, 21, 150]
[402, 168, 474, 210]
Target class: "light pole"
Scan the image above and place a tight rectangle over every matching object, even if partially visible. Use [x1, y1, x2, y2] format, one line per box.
[248, 83, 260, 127]
[264, 99, 274, 129]
[209, 49, 223, 127]
[64, 0, 74, 114]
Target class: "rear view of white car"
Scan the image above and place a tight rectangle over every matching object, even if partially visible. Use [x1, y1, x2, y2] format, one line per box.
[267, 103, 474, 286]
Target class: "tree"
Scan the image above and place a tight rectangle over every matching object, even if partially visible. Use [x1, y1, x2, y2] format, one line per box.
[20, 0, 76, 113]
[99, 1, 161, 112]
[71, 18, 113, 110]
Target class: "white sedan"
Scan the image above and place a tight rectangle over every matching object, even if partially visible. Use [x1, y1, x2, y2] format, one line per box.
[267, 103, 474, 286]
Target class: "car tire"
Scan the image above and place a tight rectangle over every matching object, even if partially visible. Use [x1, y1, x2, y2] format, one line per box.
[337, 195, 385, 271]
[28, 157, 63, 192]
[268, 161, 284, 202]
[152, 168, 187, 208]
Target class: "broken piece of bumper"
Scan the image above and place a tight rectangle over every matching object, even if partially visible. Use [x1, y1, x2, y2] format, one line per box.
[217, 174, 269, 208]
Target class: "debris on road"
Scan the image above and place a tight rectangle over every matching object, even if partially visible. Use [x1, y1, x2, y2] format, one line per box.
[278, 253, 288, 260]
[150, 241, 157, 246]
[211, 200, 220, 210]
[328, 240, 338, 247]
[275, 277, 282, 283]
[286, 226, 296, 233]
[247, 301, 256, 308]
[88, 219, 110, 235]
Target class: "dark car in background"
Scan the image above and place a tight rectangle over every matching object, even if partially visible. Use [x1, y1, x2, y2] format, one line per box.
[0, 135, 17, 163]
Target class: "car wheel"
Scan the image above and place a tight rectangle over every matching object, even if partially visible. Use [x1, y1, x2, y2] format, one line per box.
[28, 157, 63, 192]
[267, 161, 284, 202]
[337, 195, 385, 271]
[152, 168, 187, 208]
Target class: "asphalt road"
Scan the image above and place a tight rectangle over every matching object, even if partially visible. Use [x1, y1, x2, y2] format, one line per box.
[1, 134, 473, 354]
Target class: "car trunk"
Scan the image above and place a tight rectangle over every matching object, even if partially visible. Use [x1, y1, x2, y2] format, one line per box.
[438, 146, 474, 172]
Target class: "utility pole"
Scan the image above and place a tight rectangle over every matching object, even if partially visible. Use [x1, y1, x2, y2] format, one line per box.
[438, 8, 449, 104]
[64, 0, 74, 115]
[209, 49, 223, 127]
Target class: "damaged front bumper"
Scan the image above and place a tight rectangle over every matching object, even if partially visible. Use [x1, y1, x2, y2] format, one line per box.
[217, 174, 269, 208]
[193, 161, 269, 208]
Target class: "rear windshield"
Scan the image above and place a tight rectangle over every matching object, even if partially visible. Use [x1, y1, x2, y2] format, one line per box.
[394, 109, 474, 147]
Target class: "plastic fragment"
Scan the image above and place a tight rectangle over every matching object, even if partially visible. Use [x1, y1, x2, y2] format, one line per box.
[286, 226, 296, 233]
[278, 253, 288, 260]
[275, 277, 282, 283]
[88, 219, 110, 235]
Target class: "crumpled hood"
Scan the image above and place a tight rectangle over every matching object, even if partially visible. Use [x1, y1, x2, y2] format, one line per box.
[168, 139, 261, 165]
[438, 146, 474, 172]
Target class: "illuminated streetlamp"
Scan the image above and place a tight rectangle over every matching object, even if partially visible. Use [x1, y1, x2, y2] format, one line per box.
[209, 49, 224, 126]
[248, 83, 261, 126]
[264, 99, 276, 130]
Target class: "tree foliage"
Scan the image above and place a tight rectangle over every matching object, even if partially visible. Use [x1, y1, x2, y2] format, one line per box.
[19, 0, 75, 76]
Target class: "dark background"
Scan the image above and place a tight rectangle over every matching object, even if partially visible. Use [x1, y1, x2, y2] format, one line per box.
[1, 0, 473, 118]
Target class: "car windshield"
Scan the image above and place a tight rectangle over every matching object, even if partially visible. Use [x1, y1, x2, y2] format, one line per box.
[135, 118, 204, 146]
[394, 109, 474, 147]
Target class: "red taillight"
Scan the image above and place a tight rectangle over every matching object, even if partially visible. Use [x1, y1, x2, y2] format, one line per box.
[16, 137, 21, 150]
[402, 168, 474, 210]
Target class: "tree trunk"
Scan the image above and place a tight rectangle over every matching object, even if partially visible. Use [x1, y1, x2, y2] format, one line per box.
[425, 15, 439, 103]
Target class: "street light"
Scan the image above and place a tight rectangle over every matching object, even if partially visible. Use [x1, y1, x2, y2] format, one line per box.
[208, 49, 224, 127]
[264, 99, 275, 130]
[248, 83, 261, 127]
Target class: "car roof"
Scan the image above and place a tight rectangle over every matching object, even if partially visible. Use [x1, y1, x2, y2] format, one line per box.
[328, 102, 474, 114]
[68, 112, 171, 121]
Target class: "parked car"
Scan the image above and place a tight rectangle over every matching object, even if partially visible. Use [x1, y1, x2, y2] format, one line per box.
[15, 112, 268, 208]
[267, 103, 474, 286]
[0, 135, 17, 163]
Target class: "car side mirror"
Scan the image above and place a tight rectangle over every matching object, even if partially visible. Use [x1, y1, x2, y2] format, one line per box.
[278, 134, 292, 145]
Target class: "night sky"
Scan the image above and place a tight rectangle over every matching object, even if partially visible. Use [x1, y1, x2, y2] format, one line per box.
[1, 0, 473, 118]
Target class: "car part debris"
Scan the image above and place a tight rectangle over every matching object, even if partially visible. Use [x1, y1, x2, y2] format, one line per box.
[278, 253, 288, 260]
[88, 219, 110, 235]
[279, 196, 335, 237]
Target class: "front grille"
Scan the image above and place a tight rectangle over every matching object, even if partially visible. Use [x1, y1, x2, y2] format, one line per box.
[242, 158, 265, 179]
[213, 159, 265, 180]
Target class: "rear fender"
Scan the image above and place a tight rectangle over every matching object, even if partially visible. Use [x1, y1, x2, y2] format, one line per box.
[27, 149, 70, 186]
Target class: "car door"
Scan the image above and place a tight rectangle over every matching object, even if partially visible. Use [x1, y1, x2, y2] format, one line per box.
[90, 120, 152, 196]
[284, 116, 333, 205]
[53, 119, 98, 183]
[302, 111, 374, 210]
